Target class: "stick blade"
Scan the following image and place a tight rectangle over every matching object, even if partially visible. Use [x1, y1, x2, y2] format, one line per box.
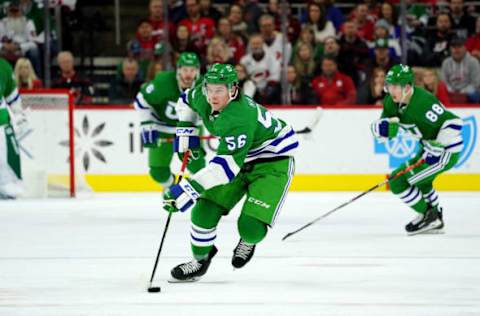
[282, 232, 292, 241]
[147, 286, 161, 293]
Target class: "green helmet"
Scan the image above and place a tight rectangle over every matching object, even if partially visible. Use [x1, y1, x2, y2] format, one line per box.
[204, 63, 238, 87]
[177, 52, 200, 68]
[385, 64, 414, 86]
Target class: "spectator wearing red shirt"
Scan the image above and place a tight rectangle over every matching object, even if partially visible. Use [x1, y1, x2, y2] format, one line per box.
[127, 19, 158, 78]
[465, 16, 480, 60]
[420, 68, 451, 106]
[179, 0, 215, 59]
[345, 3, 375, 42]
[148, 0, 175, 43]
[312, 56, 357, 105]
[216, 17, 245, 64]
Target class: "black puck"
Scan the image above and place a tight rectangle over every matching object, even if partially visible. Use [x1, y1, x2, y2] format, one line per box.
[148, 286, 161, 293]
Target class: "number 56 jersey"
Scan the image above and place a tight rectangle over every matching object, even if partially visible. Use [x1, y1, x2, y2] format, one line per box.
[381, 86, 464, 153]
[178, 84, 298, 190]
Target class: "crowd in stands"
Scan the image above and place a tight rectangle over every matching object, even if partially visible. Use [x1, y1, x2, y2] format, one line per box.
[2, 0, 480, 106]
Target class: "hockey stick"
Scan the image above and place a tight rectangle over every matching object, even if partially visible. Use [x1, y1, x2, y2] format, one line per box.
[282, 159, 425, 241]
[294, 107, 323, 135]
[147, 150, 191, 293]
[161, 107, 324, 143]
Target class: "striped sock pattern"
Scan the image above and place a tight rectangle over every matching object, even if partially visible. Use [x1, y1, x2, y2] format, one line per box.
[398, 186, 423, 207]
[190, 223, 216, 248]
[424, 189, 440, 207]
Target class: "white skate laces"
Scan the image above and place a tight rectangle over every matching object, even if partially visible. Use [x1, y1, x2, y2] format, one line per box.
[235, 241, 254, 260]
[180, 260, 202, 275]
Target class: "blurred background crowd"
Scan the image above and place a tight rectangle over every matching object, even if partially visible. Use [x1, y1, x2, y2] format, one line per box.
[1, 0, 480, 106]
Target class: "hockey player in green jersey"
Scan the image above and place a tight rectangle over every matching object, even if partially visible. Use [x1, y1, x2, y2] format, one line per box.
[371, 64, 463, 235]
[134, 52, 206, 189]
[163, 63, 298, 282]
[0, 58, 27, 199]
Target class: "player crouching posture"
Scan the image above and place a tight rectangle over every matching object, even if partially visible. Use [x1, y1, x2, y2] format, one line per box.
[371, 64, 463, 235]
[164, 64, 298, 282]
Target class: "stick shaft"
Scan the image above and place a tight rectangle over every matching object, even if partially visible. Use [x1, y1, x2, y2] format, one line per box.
[282, 159, 424, 241]
[148, 151, 190, 284]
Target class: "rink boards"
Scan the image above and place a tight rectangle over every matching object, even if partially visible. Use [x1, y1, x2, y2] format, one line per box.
[20, 105, 480, 192]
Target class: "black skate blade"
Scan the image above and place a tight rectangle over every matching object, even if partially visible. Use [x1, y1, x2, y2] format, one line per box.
[168, 277, 200, 283]
[407, 220, 443, 236]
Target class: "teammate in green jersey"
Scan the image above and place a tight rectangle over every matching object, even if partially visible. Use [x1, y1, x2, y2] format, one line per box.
[134, 52, 206, 189]
[0, 58, 27, 199]
[371, 64, 464, 235]
[163, 63, 298, 282]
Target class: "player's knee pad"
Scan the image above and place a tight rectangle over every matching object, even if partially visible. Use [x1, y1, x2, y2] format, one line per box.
[191, 199, 224, 229]
[388, 173, 410, 195]
[237, 213, 268, 244]
[149, 167, 172, 185]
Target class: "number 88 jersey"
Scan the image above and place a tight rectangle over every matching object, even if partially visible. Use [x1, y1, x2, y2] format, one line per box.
[381, 87, 464, 153]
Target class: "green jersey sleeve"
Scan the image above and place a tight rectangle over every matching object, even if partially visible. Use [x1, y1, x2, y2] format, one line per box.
[134, 71, 180, 129]
[0, 59, 19, 105]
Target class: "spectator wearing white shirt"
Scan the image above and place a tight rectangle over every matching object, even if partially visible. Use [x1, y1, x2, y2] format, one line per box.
[0, 1, 40, 74]
[304, 2, 335, 44]
[240, 34, 281, 104]
[258, 14, 291, 64]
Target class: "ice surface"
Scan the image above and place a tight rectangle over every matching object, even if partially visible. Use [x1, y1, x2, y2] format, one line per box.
[0, 192, 479, 316]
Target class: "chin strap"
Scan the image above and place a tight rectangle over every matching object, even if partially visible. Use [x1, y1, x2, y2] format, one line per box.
[398, 85, 414, 108]
[228, 83, 239, 102]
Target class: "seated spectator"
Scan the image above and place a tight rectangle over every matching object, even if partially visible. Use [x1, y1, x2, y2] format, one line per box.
[242, 0, 264, 35]
[259, 14, 291, 63]
[216, 17, 245, 64]
[367, 38, 397, 75]
[145, 60, 163, 81]
[20, 0, 57, 51]
[363, 0, 381, 21]
[448, 0, 476, 38]
[346, 3, 375, 42]
[0, 1, 40, 74]
[266, 0, 301, 43]
[337, 21, 370, 85]
[235, 63, 256, 98]
[179, 0, 215, 59]
[13, 57, 42, 90]
[441, 36, 480, 103]
[424, 13, 455, 67]
[227, 4, 248, 41]
[127, 19, 157, 78]
[172, 24, 198, 60]
[292, 42, 318, 82]
[316, 0, 345, 31]
[420, 68, 451, 106]
[404, 0, 429, 29]
[304, 3, 336, 44]
[356, 67, 385, 105]
[52, 51, 94, 104]
[199, 0, 222, 22]
[379, 2, 399, 34]
[292, 25, 323, 63]
[206, 37, 233, 68]
[240, 34, 281, 104]
[465, 16, 480, 60]
[109, 58, 143, 104]
[148, 0, 175, 43]
[287, 65, 318, 105]
[372, 19, 401, 59]
[312, 56, 357, 105]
